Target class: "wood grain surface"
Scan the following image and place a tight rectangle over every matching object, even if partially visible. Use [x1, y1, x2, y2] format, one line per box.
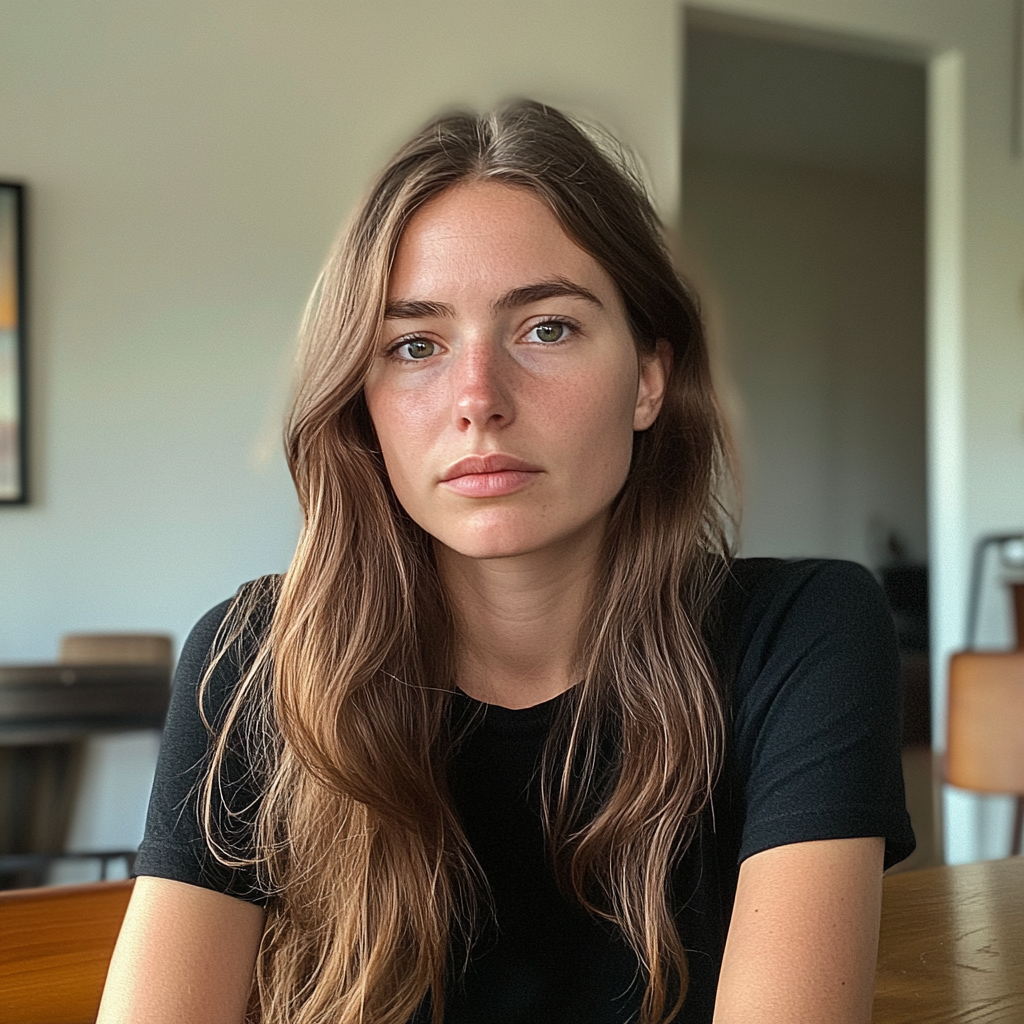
[1, 862, 1020, 1023]
[873, 857, 1024, 1023]
[0, 879, 133, 1024]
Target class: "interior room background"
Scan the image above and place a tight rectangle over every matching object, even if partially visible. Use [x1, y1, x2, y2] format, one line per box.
[1, 0, 1022, 868]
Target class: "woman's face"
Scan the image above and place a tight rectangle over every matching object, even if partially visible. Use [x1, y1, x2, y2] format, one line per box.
[363, 182, 668, 562]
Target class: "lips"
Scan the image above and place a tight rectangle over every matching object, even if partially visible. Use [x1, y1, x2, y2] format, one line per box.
[441, 454, 541, 480]
[439, 453, 543, 497]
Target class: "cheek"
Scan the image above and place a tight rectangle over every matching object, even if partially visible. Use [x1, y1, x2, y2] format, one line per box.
[364, 388, 422, 492]
[365, 367, 448, 436]
[550, 363, 637, 481]
[364, 380, 453, 529]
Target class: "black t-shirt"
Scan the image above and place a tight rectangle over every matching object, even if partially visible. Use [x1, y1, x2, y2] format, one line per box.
[136, 558, 915, 1023]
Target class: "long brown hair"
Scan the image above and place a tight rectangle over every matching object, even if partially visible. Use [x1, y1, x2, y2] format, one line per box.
[201, 100, 732, 1024]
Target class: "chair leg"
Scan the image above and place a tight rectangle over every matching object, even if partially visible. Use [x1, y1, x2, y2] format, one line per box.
[1012, 796, 1024, 858]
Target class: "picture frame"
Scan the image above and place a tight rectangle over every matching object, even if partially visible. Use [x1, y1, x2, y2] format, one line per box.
[0, 181, 26, 504]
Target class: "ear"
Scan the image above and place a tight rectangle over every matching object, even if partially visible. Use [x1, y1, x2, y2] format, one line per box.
[633, 339, 672, 431]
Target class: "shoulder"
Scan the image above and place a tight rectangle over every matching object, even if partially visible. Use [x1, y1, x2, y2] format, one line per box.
[180, 575, 280, 662]
[710, 559, 913, 868]
[173, 576, 280, 718]
[135, 579, 279, 901]
[174, 600, 234, 693]
[720, 556, 886, 628]
[713, 556, 899, 744]
[710, 557, 895, 694]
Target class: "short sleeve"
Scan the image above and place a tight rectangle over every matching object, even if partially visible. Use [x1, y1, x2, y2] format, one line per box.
[726, 559, 915, 870]
[133, 597, 268, 903]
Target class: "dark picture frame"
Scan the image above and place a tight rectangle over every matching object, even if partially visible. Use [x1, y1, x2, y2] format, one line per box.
[0, 182, 26, 504]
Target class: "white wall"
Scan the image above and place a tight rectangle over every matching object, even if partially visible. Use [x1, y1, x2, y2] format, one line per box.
[684, 153, 927, 566]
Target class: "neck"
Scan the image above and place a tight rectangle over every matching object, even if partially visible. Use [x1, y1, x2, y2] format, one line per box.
[436, 524, 605, 710]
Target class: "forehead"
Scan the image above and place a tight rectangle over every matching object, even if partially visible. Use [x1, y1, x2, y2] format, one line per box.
[387, 182, 616, 301]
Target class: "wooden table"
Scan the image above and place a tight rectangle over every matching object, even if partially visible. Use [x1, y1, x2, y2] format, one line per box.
[873, 857, 1024, 1023]
[0, 663, 170, 743]
[0, 879, 135, 1024]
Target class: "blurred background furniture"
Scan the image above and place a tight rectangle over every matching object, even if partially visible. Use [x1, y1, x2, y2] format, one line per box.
[942, 534, 1024, 857]
[965, 534, 1024, 650]
[0, 635, 172, 890]
[58, 634, 172, 668]
[0, 878, 133, 1024]
[894, 534, 1024, 873]
[947, 650, 1024, 855]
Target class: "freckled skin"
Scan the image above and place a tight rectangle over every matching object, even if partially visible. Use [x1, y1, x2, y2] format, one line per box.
[362, 182, 665, 563]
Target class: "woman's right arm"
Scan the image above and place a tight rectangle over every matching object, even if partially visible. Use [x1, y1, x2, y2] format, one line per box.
[96, 876, 265, 1024]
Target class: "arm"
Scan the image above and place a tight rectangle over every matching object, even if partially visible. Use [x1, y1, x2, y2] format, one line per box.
[96, 876, 265, 1024]
[713, 836, 884, 1024]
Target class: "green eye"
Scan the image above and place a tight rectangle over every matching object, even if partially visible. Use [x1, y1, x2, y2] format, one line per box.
[400, 339, 436, 360]
[533, 322, 566, 343]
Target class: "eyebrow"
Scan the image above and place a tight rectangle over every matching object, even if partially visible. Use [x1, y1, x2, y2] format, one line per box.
[491, 277, 604, 314]
[383, 277, 604, 321]
[382, 298, 454, 320]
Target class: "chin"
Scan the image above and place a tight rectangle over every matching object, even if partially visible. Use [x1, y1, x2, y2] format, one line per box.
[418, 502, 610, 563]
[431, 515, 566, 562]
[432, 513, 604, 563]
[437, 530, 548, 561]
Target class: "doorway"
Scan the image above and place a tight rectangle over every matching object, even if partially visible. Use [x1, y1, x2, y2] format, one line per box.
[681, 11, 935, 869]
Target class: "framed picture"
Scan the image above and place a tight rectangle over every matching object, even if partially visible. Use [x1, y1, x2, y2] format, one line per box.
[0, 182, 26, 504]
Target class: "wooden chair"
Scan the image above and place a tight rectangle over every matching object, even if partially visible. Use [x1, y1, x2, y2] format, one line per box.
[0, 879, 132, 1024]
[59, 634, 172, 667]
[947, 650, 1024, 856]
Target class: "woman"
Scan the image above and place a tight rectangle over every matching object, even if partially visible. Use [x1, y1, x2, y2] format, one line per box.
[99, 101, 913, 1024]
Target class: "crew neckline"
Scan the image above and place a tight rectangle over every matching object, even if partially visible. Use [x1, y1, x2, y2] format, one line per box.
[452, 686, 568, 735]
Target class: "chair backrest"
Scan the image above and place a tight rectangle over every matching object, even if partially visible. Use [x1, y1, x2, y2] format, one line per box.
[947, 650, 1024, 794]
[0, 879, 133, 1024]
[59, 634, 172, 666]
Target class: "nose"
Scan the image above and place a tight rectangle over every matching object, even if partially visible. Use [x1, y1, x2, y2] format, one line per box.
[451, 339, 514, 432]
